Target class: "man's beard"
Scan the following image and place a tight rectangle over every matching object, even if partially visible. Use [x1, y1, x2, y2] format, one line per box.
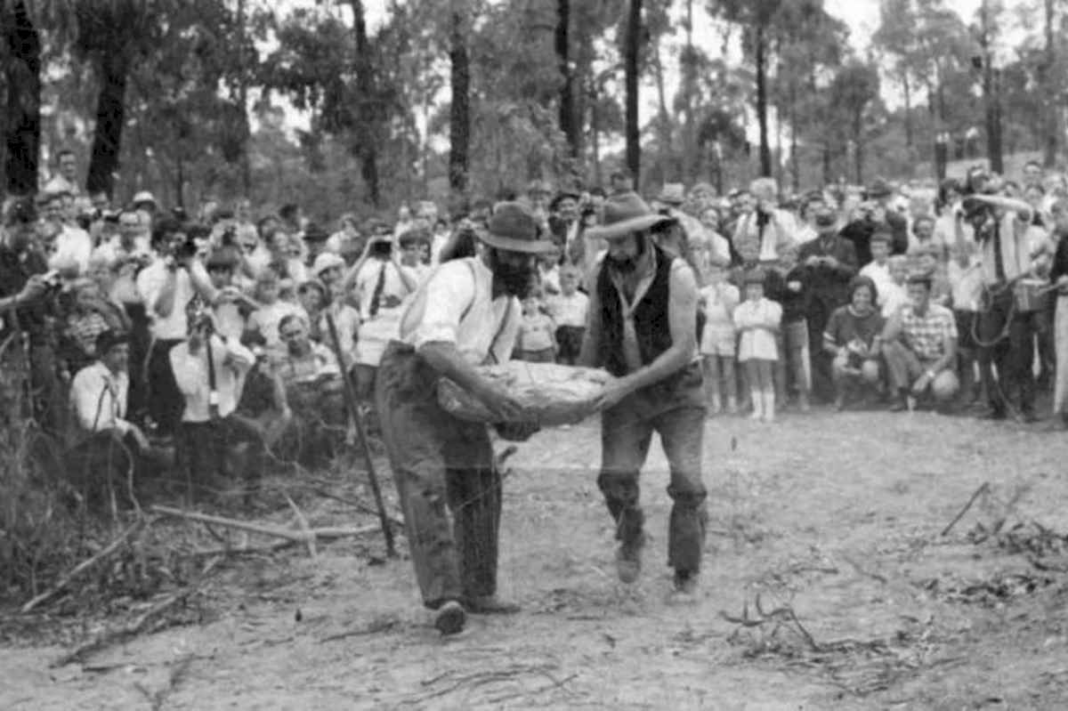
[606, 236, 646, 275]
[490, 252, 535, 298]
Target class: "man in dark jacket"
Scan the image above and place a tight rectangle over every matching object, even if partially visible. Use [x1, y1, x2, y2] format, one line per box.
[840, 178, 909, 266]
[797, 203, 859, 402]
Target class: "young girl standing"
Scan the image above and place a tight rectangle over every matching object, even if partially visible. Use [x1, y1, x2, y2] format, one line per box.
[733, 269, 782, 422]
[698, 266, 740, 414]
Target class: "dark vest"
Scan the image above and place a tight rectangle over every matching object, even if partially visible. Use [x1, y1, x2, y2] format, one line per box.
[596, 245, 675, 378]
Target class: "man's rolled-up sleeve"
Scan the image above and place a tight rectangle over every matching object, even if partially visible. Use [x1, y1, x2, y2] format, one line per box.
[411, 262, 475, 350]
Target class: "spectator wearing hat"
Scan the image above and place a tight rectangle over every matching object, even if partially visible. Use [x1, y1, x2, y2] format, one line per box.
[731, 177, 797, 269]
[579, 192, 707, 600]
[656, 183, 731, 278]
[376, 201, 551, 635]
[302, 222, 330, 267]
[840, 177, 909, 266]
[881, 273, 958, 411]
[822, 276, 885, 410]
[734, 268, 783, 421]
[131, 191, 158, 228]
[67, 329, 159, 508]
[797, 200, 859, 402]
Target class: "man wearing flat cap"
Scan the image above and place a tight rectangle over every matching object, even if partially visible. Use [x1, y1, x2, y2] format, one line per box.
[579, 192, 707, 600]
[376, 202, 550, 636]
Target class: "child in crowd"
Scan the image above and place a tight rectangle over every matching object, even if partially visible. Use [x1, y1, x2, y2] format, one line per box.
[245, 269, 307, 351]
[880, 255, 909, 318]
[547, 265, 588, 365]
[514, 291, 557, 363]
[698, 265, 740, 414]
[734, 269, 782, 422]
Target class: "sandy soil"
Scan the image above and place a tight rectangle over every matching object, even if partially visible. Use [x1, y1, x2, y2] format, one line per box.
[2, 407, 1068, 710]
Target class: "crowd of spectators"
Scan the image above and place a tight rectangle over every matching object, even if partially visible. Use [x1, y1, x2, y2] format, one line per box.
[2, 150, 1064, 508]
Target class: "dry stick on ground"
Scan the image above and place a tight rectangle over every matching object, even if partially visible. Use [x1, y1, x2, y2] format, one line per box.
[941, 482, 991, 537]
[150, 505, 379, 544]
[53, 556, 223, 668]
[21, 516, 152, 614]
[284, 494, 317, 558]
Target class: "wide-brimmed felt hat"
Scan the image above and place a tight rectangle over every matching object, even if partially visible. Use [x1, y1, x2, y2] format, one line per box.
[586, 192, 672, 241]
[656, 183, 687, 205]
[477, 202, 556, 254]
[132, 190, 157, 207]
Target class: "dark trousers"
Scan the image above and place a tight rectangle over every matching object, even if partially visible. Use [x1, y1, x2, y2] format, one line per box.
[375, 341, 501, 608]
[146, 338, 185, 437]
[598, 365, 708, 574]
[179, 416, 264, 497]
[125, 303, 151, 424]
[555, 325, 585, 365]
[805, 298, 837, 403]
[978, 286, 1039, 415]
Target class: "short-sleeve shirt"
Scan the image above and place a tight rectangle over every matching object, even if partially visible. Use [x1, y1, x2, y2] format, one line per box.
[823, 306, 885, 349]
[900, 302, 957, 360]
[398, 256, 520, 366]
[137, 259, 195, 340]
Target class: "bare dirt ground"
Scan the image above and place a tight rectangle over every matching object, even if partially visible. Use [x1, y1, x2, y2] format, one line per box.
[3, 407, 1068, 710]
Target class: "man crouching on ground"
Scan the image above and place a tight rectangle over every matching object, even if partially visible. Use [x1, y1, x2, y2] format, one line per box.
[579, 192, 708, 599]
[375, 202, 552, 636]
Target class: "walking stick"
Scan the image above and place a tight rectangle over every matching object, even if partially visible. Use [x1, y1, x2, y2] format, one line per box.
[324, 310, 396, 558]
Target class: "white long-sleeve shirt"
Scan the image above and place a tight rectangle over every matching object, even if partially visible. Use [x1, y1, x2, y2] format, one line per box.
[169, 335, 254, 423]
[69, 361, 131, 434]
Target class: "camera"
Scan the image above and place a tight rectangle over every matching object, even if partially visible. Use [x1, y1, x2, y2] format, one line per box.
[370, 240, 393, 258]
[174, 234, 200, 260]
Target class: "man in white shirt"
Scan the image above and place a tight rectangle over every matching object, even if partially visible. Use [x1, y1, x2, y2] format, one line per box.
[376, 202, 548, 635]
[41, 149, 80, 197]
[67, 330, 154, 509]
[40, 190, 92, 276]
[170, 311, 260, 498]
[136, 218, 217, 438]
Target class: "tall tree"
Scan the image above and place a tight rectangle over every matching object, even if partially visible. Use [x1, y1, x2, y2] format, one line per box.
[829, 62, 880, 183]
[624, 0, 642, 185]
[975, 0, 1004, 174]
[448, 1, 471, 195]
[873, 0, 919, 151]
[76, 0, 154, 199]
[2, 0, 41, 195]
[555, 0, 579, 158]
[349, 0, 381, 206]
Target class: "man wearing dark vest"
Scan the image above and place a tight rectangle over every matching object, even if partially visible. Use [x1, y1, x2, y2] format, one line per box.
[579, 192, 707, 599]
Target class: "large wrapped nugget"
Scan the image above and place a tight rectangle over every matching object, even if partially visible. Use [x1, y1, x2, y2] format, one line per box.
[437, 362, 609, 426]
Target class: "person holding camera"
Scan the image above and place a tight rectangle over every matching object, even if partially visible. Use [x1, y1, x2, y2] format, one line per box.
[731, 177, 797, 269]
[1, 199, 68, 435]
[341, 230, 420, 399]
[135, 218, 218, 439]
[169, 308, 260, 498]
[840, 178, 909, 267]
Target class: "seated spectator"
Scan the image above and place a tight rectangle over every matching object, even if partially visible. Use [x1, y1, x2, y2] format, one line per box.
[170, 311, 262, 497]
[67, 330, 156, 509]
[245, 269, 307, 351]
[547, 264, 589, 366]
[270, 313, 346, 464]
[822, 276, 885, 410]
[881, 273, 959, 411]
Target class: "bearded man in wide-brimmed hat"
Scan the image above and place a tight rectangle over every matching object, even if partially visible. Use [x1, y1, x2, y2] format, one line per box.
[578, 192, 708, 600]
[375, 201, 552, 636]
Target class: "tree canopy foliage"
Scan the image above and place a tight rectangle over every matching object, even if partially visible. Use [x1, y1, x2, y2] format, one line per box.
[1, 0, 1063, 219]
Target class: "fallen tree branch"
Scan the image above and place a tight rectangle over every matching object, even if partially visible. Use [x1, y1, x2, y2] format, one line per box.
[941, 482, 990, 537]
[21, 516, 151, 614]
[53, 557, 222, 667]
[150, 505, 378, 543]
